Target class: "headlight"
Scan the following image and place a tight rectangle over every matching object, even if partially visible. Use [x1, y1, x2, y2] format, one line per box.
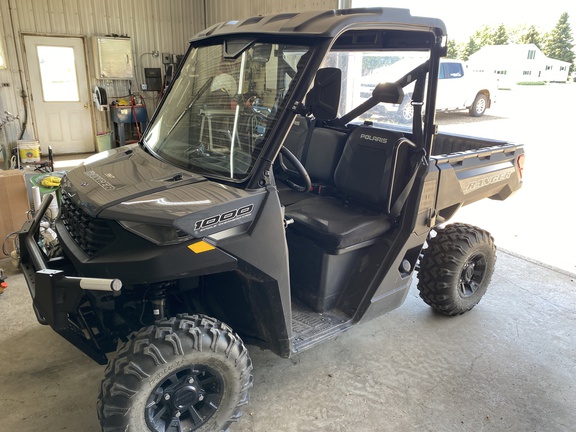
[118, 221, 193, 245]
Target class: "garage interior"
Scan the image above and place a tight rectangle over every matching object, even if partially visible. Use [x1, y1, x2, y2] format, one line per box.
[0, 1, 575, 431]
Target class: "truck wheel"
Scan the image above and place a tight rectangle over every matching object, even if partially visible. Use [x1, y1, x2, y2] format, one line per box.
[469, 93, 487, 117]
[399, 96, 414, 122]
[417, 223, 495, 316]
[98, 314, 253, 432]
[400, 100, 414, 122]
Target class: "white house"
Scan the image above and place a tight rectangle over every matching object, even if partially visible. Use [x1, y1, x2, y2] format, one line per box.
[468, 44, 570, 88]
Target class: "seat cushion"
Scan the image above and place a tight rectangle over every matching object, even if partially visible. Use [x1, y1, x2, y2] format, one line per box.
[286, 197, 392, 250]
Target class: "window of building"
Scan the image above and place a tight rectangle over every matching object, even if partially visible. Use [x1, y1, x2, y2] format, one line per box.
[527, 50, 536, 60]
[523, 70, 532, 76]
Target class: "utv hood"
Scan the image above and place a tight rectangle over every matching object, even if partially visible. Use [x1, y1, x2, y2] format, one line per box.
[62, 145, 206, 218]
[62, 145, 266, 233]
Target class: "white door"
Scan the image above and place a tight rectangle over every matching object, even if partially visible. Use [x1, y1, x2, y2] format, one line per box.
[24, 35, 94, 155]
[436, 61, 467, 109]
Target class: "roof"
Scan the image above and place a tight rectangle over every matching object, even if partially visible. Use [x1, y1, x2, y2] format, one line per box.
[470, 44, 571, 67]
[190, 8, 447, 42]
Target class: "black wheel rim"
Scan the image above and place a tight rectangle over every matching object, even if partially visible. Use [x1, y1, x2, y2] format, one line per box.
[145, 365, 224, 432]
[458, 253, 487, 298]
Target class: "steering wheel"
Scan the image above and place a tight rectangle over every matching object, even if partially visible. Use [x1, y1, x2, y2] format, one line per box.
[279, 146, 311, 193]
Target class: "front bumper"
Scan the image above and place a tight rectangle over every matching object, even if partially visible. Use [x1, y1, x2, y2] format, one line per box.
[19, 195, 121, 364]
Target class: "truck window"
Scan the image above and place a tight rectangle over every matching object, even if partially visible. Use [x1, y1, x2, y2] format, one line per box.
[441, 62, 463, 79]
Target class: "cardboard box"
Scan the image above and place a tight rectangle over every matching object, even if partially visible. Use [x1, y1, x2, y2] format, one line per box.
[0, 170, 30, 255]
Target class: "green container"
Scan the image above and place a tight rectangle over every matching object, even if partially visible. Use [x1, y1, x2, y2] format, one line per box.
[96, 132, 113, 152]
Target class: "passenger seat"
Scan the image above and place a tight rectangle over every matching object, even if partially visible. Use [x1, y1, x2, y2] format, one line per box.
[285, 126, 413, 251]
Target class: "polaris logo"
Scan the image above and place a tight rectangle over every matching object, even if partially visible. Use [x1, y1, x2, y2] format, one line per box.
[360, 133, 387, 143]
[194, 204, 254, 232]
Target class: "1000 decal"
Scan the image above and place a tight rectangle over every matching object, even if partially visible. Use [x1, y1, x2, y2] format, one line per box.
[194, 204, 254, 232]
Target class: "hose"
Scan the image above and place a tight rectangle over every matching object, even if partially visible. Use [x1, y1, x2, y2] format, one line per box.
[2, 231, 18, 257]
[18, 90, 28, 140]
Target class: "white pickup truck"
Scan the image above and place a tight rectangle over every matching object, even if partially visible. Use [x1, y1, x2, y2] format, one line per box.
[360, 58, 497, 121]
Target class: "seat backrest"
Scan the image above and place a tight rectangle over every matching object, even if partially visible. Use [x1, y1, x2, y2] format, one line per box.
[283, 115, 310, 161]
[283, 117, 347, 185]
[305, 128, 348, 185]
[334, 126, 411, 213]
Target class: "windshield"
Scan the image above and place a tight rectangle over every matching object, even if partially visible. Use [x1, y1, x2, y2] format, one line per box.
[143, 41, 310, 180]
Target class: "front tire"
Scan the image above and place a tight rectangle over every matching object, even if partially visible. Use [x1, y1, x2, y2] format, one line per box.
[98, 314, 253, 432]
[469, 93, 488, 117]
[417, 223, 496, 316]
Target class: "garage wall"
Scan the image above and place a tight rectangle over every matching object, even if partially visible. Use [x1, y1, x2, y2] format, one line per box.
[0, 0, 205, 149]
[204, 0, 340, 26]
[0, 0, 347, 155]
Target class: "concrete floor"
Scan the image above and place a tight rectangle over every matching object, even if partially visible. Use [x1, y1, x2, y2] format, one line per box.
[0, 249, 574, 432]
[2, 85, 575, 431]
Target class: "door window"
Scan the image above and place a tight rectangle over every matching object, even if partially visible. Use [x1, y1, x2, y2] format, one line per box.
[37, 45, 80, 102]
[442, 62, 463, 79]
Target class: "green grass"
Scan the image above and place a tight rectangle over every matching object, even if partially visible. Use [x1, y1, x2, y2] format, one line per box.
[516, 81, 547, 86]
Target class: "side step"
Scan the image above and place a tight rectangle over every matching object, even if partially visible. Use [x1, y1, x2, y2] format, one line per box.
[291, 300, 352, 353]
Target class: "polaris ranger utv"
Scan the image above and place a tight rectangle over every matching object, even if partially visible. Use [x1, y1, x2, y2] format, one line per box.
[19, 8, 524, 432]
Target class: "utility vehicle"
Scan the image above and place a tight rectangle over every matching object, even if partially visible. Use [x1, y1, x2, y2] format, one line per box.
[19, 8, 524, 432]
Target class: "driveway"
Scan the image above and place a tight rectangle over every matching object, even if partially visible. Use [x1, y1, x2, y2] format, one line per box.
[435, 83, 576, 275]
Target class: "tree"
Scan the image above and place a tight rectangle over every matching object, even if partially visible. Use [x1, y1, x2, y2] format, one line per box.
[518, 25, 543, 49]
[361, 56, 398, 75]
[446, 39, 459, 59]
[461, 37, 480, 61]
[474, 25, 494, 47]
[492, 24, 509, 45]
[543, 12, 575, 74]
[462, 24, 508, 60]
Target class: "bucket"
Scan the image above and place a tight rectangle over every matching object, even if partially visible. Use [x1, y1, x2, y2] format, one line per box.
[96, 132, 113, 152]
[18, 140, 41, 163]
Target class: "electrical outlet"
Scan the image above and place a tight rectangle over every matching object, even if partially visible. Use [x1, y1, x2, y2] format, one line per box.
[162, 53, 171, 64]
[141, 83, 148, 91]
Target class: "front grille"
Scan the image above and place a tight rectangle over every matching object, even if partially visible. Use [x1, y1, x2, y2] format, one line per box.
[59, 193, 115, 257]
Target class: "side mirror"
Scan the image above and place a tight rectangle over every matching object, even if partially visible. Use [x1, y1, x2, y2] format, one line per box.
[372, 82, 404, 104]
[252, 44, 272, 63]
[307, 68, 341, 120]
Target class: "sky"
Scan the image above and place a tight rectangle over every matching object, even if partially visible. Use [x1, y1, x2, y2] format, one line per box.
[353, 0, 575, 43]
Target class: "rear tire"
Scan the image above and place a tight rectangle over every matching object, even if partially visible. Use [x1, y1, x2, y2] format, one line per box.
[98, 314, 253, 432]
[417, 223, 496, 316]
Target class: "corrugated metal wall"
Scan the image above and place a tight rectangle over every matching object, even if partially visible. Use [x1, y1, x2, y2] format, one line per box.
[205, 0, 339, 27]
[0, 0, 341, 155]
[0, 0, 205, 151]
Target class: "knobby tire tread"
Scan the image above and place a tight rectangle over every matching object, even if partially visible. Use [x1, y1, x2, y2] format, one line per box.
[97, 314, 253, 432]
[417, 223, 495, 316]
